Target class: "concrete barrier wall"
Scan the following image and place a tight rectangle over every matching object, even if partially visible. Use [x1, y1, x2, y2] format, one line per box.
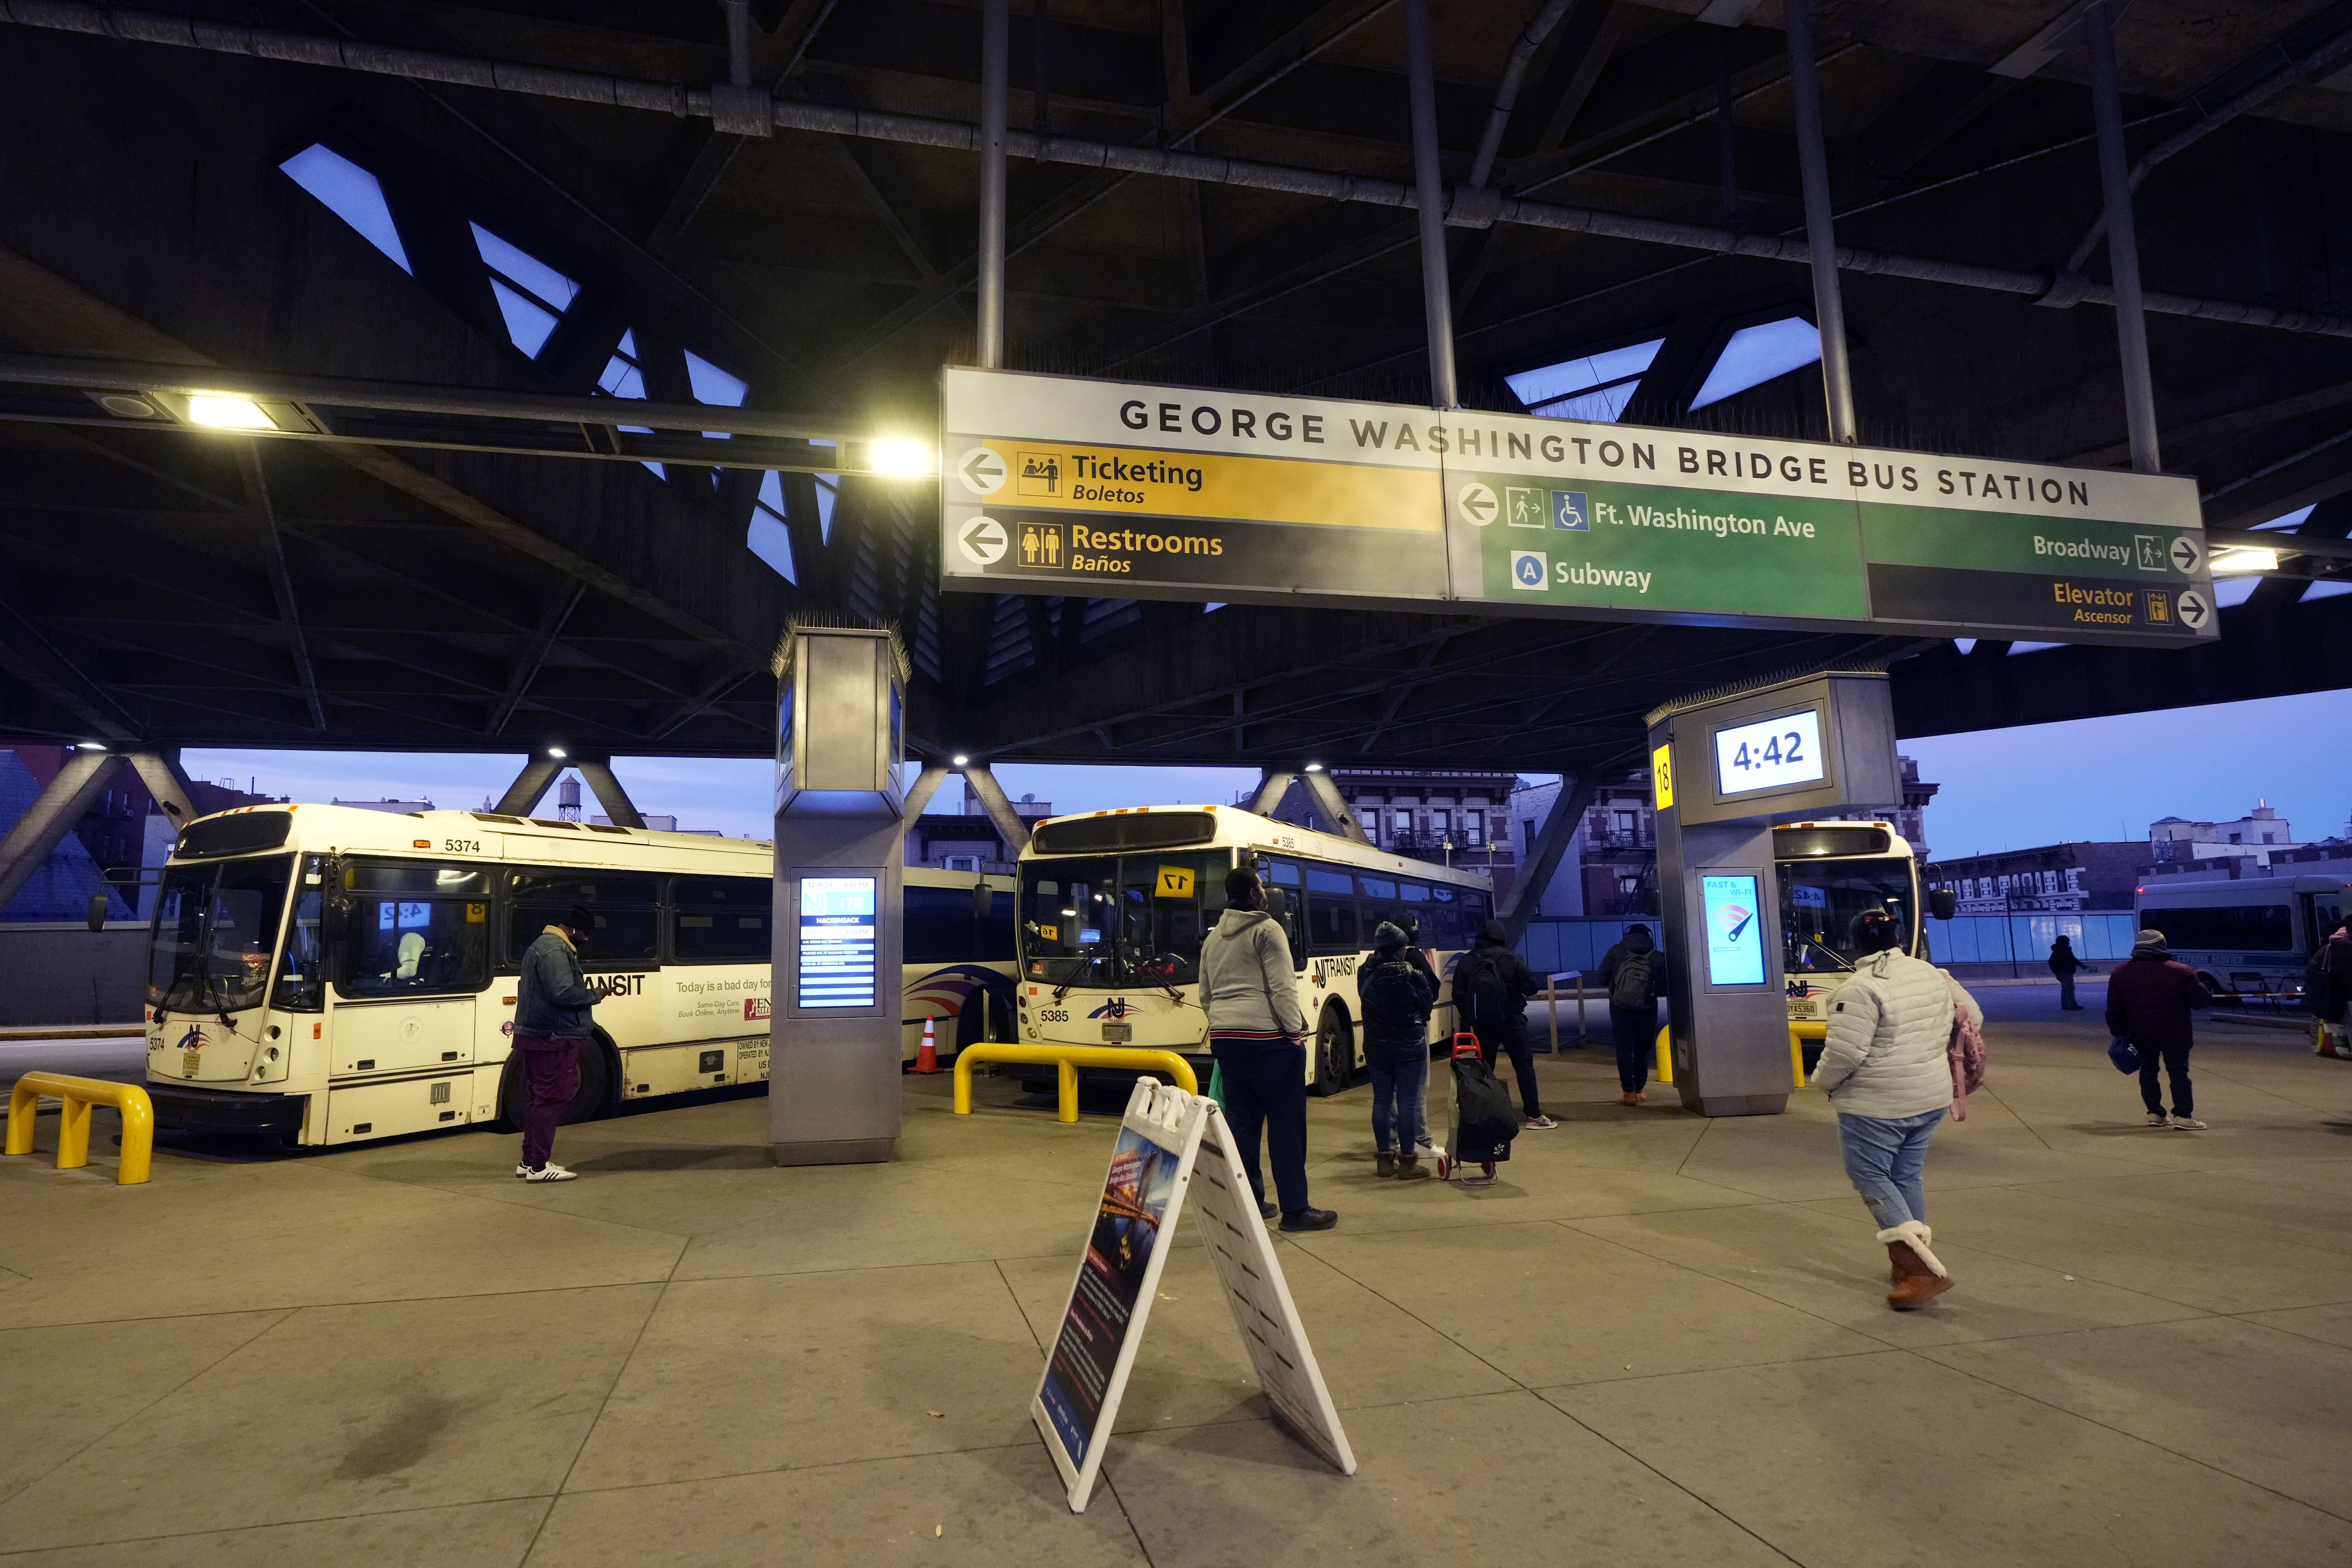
[0, 922, 148, 1027]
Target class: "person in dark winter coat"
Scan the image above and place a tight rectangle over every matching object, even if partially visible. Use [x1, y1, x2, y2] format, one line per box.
[1359, 921, 1437, 1179]
[1199, 866, 1336, 1232]
[2105, 928, 2213, 1129]
[2309, 922, 2352, 1059]
[1454, 919, 1553, 1128]
[513, 903, 598, 1181]
[2048, 935, 2084, 1010]
[1597, 924, 1666, 1105]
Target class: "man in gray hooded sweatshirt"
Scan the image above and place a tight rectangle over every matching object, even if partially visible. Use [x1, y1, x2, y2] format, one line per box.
[1198, 866, 1336, 1232]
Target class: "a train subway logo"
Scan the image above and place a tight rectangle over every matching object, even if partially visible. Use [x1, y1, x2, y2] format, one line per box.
[587, 973, 648, 1000]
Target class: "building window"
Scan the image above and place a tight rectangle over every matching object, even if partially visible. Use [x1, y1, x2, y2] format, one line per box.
[1432, 809, 1451, 839]
[1465, 811, 1484, 846]
[1618, 873, 1641, 895]
[1614, 809, 1637, 839]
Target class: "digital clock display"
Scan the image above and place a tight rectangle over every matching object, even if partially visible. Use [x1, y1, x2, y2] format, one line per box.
[1712, 709, 1825, 797]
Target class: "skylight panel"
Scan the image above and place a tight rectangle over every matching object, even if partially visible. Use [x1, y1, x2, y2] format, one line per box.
[2212, 576, 2261, 608]
[685, 350, 748, 442]
[488, 280, 560, 358]
[748, 471, 796, 583]
[593, 328, 660, 477]
[1690, 318, 1823, 410]
[1506, 339, 1663, 424]
[470, 224, 578, 312]
[279, 145, 412, 274]
[2251, 506, 2314, 531]
[2301, 579, 2352, 601]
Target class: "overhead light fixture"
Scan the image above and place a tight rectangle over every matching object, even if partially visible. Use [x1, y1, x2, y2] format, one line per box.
[547, 746, 568, 759]
[92, 392, 161, 419]
[75, 741, 107, 751]
[1304, 762, 1325, 773]
[952, 753, 971, 766]
[186, 393, 278, 430]
[866, 437, 935, 478]
[2208, 546, 2279, 575]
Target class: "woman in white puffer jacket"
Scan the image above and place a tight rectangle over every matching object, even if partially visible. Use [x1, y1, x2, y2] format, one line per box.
[1812, 907, 1982, 1310]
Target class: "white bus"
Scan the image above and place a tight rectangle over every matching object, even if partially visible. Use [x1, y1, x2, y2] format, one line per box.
[1014, 804, 1494, 1094]
[2133, 875, 2349, 1003]
[1779, 821, 1946, 1049]
[140, 803, 1013, 1147]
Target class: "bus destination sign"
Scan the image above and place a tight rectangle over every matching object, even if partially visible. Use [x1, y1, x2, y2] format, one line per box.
[938, 368, 2214, 648]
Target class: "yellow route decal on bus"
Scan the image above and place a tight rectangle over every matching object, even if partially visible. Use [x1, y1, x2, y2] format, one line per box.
[964, 440, 1438, 531]
[1039, 924, 1059, 941]
[1155, 866, 1195, 899]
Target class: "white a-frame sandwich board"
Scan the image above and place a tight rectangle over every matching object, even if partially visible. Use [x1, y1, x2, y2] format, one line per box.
[1031, 1076, 1356, 1512]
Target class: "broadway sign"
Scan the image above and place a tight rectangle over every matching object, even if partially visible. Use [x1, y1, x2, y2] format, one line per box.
[939, 368, 2216, 647]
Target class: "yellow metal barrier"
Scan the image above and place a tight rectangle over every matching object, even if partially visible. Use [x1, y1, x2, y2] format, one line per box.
[953, 1043, 1200, 1123]
[6, 1073, 154, 1185]
[1654, 1025, 1820, 1091]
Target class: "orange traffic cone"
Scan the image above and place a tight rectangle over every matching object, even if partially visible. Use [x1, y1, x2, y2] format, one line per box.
[914, 1016, 941, 1074]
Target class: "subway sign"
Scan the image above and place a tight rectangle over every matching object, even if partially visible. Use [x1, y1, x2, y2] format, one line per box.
[938, 368, 2215, 647]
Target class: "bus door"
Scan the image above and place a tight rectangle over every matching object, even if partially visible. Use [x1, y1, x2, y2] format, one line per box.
[2301, 890, 2345, 954]
[329, 861, 492, 1076]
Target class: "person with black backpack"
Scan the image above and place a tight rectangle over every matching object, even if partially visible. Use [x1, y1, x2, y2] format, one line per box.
[1454, 920, 1553, 1129]
[2307, 921, 2352, 1060]
[1359, 921, 1438, 1179]
[1598, 924, 1665, 1106]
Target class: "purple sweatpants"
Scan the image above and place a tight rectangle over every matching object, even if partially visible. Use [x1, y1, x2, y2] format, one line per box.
[513, 1035, 582, 1168]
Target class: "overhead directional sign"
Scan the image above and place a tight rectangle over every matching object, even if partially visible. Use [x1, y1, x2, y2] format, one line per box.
[939, 368, 2217, 647]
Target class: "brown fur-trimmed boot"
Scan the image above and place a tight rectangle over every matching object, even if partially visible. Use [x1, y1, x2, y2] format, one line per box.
[1878, 1221, 1953, 1310]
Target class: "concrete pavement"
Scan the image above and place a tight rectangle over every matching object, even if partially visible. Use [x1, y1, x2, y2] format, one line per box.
[0, 989, 2347, 1566]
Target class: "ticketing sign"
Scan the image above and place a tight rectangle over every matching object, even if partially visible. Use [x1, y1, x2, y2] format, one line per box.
[939, 368, 2215, 648]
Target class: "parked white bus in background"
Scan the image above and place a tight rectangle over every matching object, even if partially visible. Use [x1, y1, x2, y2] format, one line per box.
[2133, 876, 2349, 1003]
[1014, 804, 1494, 1094]
[141, 804, 1012, 1148]
[1779, 821, 1949, 1053]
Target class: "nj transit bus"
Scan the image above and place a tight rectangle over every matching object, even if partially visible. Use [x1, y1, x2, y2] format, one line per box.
[1778, 821, 1944, 1043]
[139, 804, 1013, 1147]
[1014, 804, 1494, 1093]
[2133, 875, 2348, 1002]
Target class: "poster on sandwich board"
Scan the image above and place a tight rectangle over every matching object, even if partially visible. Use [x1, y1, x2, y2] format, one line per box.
[1031, 1076, 1355, 1512]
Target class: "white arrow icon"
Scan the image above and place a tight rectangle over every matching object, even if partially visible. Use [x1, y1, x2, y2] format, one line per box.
[1457, 482, 1497, 525]
[958, 514, 1009, 566]
[2169, 535, 2202, 574]
[957, 446, 1007, 496]
[2174, 588, 2210, 630]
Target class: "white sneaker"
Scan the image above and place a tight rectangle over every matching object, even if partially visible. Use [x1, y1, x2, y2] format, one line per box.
[520, 1162, 577, 1182]
[2169, 1116, 2207, 1131]
[2145, 1112, 2171, 1128]
[514, 1163, 532, 1178]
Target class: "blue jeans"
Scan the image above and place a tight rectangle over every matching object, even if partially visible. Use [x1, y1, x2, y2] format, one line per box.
[1837, 1108, 1945, 1229]
[1368, 1051, 1428, 1154]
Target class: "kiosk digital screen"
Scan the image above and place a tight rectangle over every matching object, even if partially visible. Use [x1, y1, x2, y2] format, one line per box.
[1701, 875, 1766, 986]
[1712, 709, 1824, 797]
[797, 875, 877, 1009]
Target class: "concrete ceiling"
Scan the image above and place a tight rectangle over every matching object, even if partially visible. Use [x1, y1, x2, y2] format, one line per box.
[0, 0, 2347, 777]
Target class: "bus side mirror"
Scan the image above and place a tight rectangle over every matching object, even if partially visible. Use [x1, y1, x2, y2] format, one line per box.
[973, 882, 993, 923]
[86, 891, 109, 931]
[1929, 889, 1957, 922]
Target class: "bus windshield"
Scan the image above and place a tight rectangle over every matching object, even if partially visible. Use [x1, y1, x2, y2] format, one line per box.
[1777, 857, 1917, 972]
[148, 855, 295, 1013]
[1020, 852, 1227, 987]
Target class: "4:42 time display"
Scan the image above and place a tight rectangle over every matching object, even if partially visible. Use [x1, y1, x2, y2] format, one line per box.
[1711, 709, 1827, 796]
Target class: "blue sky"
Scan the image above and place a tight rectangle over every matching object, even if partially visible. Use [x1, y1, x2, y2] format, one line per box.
[182, 686, 2352, 855]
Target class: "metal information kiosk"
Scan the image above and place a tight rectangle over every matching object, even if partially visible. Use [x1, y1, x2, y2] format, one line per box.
[1647, 671, 1902, 1116]
[771, 627, 908, 1165]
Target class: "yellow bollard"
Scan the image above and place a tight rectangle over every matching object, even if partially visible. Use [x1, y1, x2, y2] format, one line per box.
[1057, 1059, 1080, 1123]
[1788, 1021, 1825, 1089]
[6, 1073, 154, 1185]
[1654, 1025, 1673, 1085]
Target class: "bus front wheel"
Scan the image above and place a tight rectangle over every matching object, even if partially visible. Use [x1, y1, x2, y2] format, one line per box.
[495, 1034, 616, 1131]
[1311, 1005, 1352, 1097]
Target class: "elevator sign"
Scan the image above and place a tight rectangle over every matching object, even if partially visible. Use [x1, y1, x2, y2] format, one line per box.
[938, 368, 2214, 648]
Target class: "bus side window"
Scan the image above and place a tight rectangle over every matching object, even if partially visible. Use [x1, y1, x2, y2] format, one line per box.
[511, 873, 659, 966]
[982, 891, 1016, 961]
[669, 876, 769, 962]
[905, 885, 976, 965]
[1260, 858, 1307, 969]
[1305, 866, 1357, 954]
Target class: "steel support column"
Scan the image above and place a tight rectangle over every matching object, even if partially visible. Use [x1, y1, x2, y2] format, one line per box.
[976, 0, 1010, 368]
[573, 758, 646, 830]
[960, 764, 1032, 855]
[1403, 0, 1459, 408]
[1301, 770, 1372, 846]
[1782, 0, 1858, 444]
[493, 757, 564, 817]
[901, 763, 951, 820]
[2086, 1, 2161, 474]
[1248, 769, 1298, 816]
[0, 750, 126, 916]
[1498, 770, 1602, 943]
[124, 751, 197, 829]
